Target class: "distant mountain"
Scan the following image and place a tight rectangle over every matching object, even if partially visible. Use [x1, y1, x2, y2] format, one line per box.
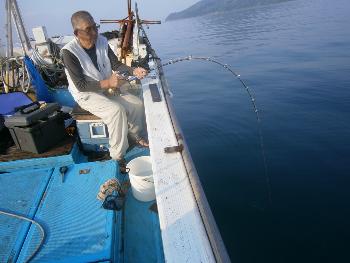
[166, 0, 291, 21]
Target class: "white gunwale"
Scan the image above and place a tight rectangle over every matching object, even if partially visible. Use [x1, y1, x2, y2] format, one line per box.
[142, 65, 215, 263]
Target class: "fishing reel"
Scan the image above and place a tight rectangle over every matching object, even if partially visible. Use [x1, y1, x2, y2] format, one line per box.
[118, 72, 138, 82]
[108, 71, 138, 95]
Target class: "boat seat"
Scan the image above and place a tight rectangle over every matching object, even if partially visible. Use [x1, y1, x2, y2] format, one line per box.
[71, 105, 102, 121]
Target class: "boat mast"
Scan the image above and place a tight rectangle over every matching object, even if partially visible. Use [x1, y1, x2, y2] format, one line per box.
[4, 0, 32, 56]
[2, 0, 32, 93]
[122, 0, 133, 60]
[100, 0, 160, 63]
[100, 0, 135, 63]
[10, 0, 32, 54]
[5, 0, 13, 58]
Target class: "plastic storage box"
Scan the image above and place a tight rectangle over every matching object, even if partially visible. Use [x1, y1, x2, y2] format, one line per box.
[4, 103, 66, 154]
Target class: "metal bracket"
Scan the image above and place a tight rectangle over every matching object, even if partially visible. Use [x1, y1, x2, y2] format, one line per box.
[164, 144, 183, 154]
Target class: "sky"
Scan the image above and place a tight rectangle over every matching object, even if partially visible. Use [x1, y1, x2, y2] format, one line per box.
[0, 0, 197, 46]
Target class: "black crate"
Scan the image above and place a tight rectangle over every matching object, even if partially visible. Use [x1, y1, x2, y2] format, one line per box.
[0, 126, 14, 155]
[8, 112, 66, 154]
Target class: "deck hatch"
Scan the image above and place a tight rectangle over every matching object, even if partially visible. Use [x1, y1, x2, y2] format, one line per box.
[17, 161, 118, 262]
[0, 168, 53, 263]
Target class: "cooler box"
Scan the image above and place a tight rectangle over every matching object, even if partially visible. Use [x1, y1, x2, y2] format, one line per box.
[4, 102, 66, 154]
[72, 106, 110, 152]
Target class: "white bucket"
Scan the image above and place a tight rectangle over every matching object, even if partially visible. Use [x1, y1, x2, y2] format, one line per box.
[127, 156, 155, 202]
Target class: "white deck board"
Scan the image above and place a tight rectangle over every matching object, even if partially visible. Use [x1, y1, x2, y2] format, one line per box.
[141, 68, 215, 262]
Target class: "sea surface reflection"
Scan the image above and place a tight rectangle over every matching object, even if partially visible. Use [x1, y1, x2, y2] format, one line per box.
[148, 0, 350, 262]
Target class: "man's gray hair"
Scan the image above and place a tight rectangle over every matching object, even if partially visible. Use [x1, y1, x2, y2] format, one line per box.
[71, 11, 94, 30]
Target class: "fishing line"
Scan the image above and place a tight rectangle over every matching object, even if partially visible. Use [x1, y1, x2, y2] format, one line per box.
[154, 55, 272, 205]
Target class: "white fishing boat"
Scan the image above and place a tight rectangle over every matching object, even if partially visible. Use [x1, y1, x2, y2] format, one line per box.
[0, 1, 230, 262]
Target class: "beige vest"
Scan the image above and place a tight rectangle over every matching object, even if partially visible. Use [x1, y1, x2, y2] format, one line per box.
[62, 35, 112, 100]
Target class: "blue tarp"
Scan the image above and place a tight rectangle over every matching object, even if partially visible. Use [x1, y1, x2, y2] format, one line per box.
[0, 92, 32, 116]
[24, 56, 53, 102]
[24, 56, 76, 107]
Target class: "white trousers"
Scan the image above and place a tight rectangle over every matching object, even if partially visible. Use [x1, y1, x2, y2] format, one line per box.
[76, 91, 145, 160]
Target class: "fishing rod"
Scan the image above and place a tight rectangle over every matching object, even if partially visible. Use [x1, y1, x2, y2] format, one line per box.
[152, 55, 272, 205]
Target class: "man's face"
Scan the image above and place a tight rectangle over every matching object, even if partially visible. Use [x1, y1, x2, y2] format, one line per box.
[75, 19, 99, 48]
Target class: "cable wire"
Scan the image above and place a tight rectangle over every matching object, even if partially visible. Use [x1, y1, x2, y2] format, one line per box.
[30, 40, 65, 88]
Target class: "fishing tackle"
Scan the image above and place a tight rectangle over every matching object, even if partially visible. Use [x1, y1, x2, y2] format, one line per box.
[116, 71, 138, 82]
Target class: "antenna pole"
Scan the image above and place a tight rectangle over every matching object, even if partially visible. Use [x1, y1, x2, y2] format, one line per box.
[5, 0, 13, 93]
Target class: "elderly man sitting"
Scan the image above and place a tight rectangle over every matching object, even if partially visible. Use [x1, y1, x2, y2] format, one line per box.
[62, 10, 148, 172]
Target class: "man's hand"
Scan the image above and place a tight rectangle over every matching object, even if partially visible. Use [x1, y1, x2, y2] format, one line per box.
[109, 72, 121, 88]
[100, 72, 120, 90]
[133, 67, 148, 79]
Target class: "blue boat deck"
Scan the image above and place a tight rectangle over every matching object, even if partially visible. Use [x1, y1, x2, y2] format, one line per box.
[0, 168, 52, 262]
[0, 145, 164, 263]
[123, 190, 163, 262]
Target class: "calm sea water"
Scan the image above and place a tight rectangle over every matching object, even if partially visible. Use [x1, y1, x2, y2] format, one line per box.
[147, 0, 350, 262]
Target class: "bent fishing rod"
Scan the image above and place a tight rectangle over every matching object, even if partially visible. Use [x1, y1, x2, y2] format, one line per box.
[147, 55, 272, 205]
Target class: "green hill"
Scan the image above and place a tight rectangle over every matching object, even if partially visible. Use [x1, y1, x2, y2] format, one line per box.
[166, 0, 292, 21]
